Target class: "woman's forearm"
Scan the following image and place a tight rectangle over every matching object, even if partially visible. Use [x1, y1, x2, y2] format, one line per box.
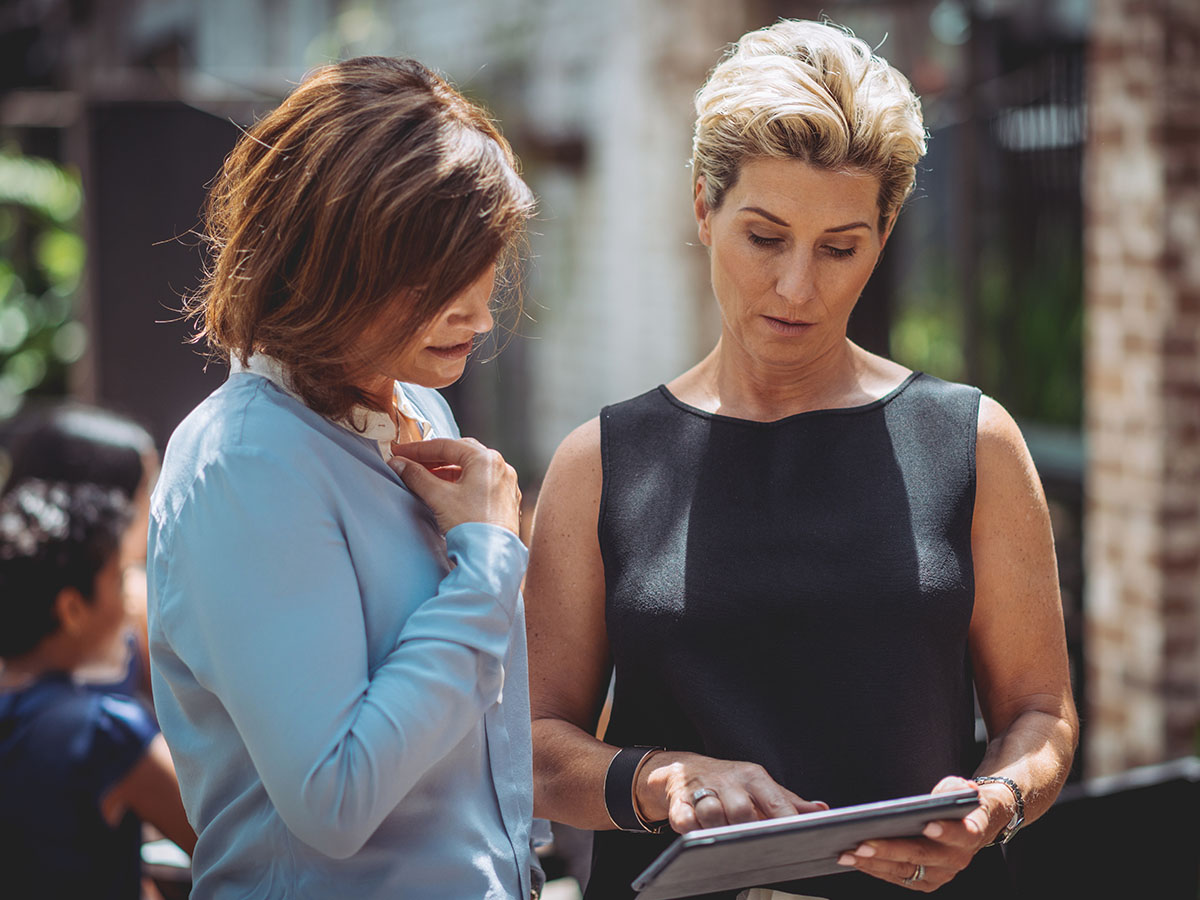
[974, 703, 1078, 834]
[532, 717, 622, 829]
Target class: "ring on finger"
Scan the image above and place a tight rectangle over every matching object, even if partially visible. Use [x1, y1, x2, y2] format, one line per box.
[902, 863, 925, 886]
[690, 788, 719, 805]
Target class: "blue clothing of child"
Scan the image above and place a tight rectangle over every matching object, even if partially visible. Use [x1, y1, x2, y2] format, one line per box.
[148, 370, 538, 899]
[0, 672, 159, 899]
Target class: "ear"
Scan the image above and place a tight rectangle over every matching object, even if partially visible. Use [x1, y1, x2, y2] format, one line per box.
[693, 178, 713, 247]
[879, 212, 897, 250]
[870, 214, 898, 275]
[54, 586, 89, 636]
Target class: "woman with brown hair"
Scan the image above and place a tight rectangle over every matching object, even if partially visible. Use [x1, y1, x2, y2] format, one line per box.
[147, 57, 538, 898]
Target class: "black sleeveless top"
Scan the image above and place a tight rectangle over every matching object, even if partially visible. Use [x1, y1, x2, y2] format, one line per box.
[588, 373, 1011, 900]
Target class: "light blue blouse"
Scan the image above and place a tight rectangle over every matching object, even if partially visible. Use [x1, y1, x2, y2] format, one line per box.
[147, 371, 538, 899]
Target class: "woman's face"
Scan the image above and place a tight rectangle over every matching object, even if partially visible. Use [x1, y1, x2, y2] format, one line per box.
[370, 263, 497, 393]
[696, 157, 888, 371]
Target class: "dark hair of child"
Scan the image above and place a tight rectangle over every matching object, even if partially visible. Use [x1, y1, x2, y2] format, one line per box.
[0, 479, 131, 659]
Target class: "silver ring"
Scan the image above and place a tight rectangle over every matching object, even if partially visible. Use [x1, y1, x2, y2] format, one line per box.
[902, 863, 925, 886]
[690, 788, 718, 805]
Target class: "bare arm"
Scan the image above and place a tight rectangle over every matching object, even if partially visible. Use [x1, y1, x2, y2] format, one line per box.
[843, 396, 1078, 891]
[527, 420, 823, 833]
[527, 418, 622, 829]
[966, 396, 1078, 831]
[102, 734, 197, 856]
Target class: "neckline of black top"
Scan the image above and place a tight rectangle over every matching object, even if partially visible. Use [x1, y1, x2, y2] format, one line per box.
[655, 370, 923, 427]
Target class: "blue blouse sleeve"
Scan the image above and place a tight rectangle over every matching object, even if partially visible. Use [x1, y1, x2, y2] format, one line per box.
[155, 444, 528, 859]
[86, 693, 159, 804]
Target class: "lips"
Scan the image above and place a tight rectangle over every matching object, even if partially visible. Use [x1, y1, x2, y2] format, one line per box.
[426, 339, 475, 360]
[763, 315, 814, 334]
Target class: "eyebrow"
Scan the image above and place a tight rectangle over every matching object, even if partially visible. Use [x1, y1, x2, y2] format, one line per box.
[738, 206, 872, 234]
[740, 206, 790, 226]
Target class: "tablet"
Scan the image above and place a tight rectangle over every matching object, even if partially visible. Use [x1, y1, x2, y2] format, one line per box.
[631, 788, 980, 900]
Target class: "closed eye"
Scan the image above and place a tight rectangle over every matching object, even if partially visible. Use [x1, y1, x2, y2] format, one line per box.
[825, 246, 856, 259]
[749, 233, 782, 247]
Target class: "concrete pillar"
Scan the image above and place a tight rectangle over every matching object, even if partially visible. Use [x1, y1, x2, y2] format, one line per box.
[523, 0, 757, 470]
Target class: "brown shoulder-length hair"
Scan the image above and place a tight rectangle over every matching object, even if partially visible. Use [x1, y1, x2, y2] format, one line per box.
[189, 56, 535, 421]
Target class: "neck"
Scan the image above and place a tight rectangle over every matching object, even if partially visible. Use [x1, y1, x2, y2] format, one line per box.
[358, 377, 398, 420]
[0, 641, 77, 686]
[692, 335, 870, 421]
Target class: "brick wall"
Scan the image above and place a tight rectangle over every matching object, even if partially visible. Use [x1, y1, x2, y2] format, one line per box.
[1084, 0, 1200, 775]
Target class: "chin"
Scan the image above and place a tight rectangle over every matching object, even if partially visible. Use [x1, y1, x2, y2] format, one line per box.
[410, 363, 468, 390]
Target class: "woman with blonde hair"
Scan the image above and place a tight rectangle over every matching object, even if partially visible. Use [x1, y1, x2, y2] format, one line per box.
[149, 57, 539, 898]
[527, 20, 1076, 899]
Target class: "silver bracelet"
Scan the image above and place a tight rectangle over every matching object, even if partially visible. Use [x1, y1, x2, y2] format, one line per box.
[975, 775, 1025, 845]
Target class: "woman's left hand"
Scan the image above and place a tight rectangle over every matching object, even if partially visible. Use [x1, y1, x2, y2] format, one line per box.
[835, 776, 1002, 891]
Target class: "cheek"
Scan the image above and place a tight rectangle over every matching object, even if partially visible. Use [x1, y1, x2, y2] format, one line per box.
[95, 580, 126, 632]
[409, 317, 455, 354]
[840, 259, 878, 300]
[712, 244, 769, 302]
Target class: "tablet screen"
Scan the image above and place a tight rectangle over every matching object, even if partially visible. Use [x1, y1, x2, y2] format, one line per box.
[632, 788, 980, 900]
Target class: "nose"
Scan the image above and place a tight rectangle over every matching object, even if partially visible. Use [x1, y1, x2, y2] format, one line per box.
[774, 250, 817, 307]
[463, 292, 494, 334]
[448, 280, 495, 334]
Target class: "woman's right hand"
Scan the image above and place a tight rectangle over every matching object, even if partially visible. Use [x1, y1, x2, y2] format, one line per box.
[636, 750, 828, 833]
[389, 438, 521, 535]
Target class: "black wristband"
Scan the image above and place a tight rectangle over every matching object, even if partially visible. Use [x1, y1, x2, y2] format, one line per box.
[603, 746, 666, 833]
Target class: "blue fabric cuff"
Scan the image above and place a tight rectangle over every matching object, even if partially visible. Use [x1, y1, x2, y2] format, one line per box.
[444, 522, 529, 622]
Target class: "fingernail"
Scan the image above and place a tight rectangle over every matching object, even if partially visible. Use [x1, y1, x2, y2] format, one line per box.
[855, 843, 875, 858]
[389, 458, 406, 473]
[924, 822, 943, 838]
[837, 854, 856, 866]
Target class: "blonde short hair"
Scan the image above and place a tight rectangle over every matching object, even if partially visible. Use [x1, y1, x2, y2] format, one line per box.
[693, 19, 926, 231]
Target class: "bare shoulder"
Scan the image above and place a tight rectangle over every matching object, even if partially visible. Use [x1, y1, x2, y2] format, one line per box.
[977, 394, 1026, 454]
[975, 395, 1042, 498]
[529, 416, 604, 569]
[548, 416, 601, 475]
[972, 394, 1051, 547]
[537, 417, 602, 516]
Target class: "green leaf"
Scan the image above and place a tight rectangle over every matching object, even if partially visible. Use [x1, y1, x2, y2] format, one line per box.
[0, 154, 82, 223]
[34, 227, 85, 289]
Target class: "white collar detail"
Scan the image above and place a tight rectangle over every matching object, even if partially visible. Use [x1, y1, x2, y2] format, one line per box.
[230, 354, 435, 460]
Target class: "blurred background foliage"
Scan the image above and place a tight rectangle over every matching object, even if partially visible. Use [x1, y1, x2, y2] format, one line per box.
[892, 230, 1084, 427]
[0, 148, 87, 419]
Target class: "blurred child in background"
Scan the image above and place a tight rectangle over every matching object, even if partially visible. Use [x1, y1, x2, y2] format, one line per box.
[0, 479, 194, 899]
[3, 404, 159, 703]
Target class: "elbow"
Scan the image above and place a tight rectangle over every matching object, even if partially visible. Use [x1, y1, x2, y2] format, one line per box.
[305, 831, 368, 861]
[1064, 703, 1081, 758]
[281, 763, 398, 860]
[1051, 689, 1081, 757]
[282, 810, 374, 860]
